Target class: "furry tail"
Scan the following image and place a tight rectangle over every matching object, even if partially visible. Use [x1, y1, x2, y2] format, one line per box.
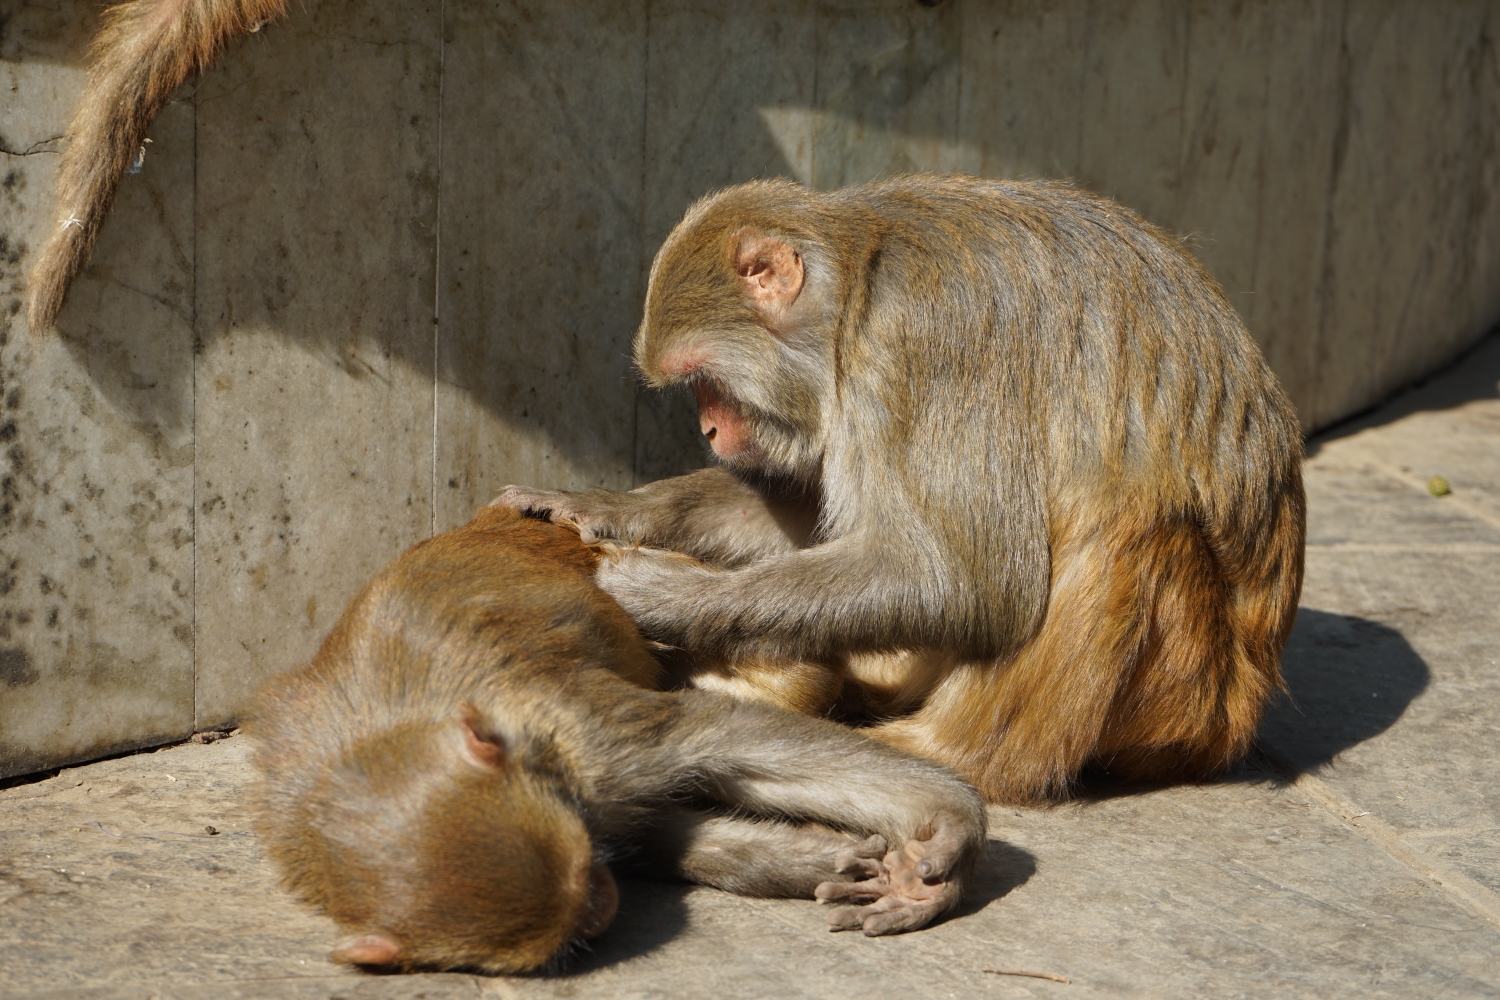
[26, 0, 287, 332]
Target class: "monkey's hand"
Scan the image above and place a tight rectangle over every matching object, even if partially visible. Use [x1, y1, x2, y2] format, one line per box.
[814, 817, 972, 936]
[594, 545, 716, 644]
[492, 486, 614, 541]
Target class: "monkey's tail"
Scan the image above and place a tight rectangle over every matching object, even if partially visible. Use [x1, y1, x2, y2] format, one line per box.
[26, 0, 287, 332]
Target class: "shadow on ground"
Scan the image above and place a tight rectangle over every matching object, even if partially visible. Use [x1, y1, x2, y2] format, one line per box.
[559, 878, 692, 975]
[1258, 608, 1430, 772]
[1078, 608, 1430, 801]
[956, 838, 1037, 918]
[1305, 329, 1500, 457]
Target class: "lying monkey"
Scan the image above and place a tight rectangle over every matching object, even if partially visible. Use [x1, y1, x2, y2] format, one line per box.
[249, 504, 986, 974]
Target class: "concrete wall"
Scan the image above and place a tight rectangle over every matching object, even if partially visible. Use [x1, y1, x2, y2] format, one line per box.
[2, 0, 1498, 777]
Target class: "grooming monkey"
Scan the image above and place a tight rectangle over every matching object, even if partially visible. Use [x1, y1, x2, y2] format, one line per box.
[500, 174, 1307, 805]
[250, 504, 986, 973]
[27, 0, 287, 330]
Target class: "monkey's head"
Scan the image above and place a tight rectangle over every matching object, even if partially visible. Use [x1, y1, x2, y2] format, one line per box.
[268, 704, 617, 974]
[637, 180, 836, 481]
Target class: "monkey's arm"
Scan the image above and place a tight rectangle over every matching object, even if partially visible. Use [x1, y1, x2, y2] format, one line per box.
[595, 532, 1002, 661]
[669, 691, 987, 935]
[635, 808, 884, 898]
[494, 468, 816, 568]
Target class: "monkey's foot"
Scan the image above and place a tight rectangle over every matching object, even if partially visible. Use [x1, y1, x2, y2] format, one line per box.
[815, 827, 966, 936]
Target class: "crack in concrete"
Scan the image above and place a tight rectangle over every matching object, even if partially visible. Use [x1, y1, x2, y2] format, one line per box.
[1349, 446, 1500, 532]
[1256, 749, 1500, 932]
[0, 136, 64, 157]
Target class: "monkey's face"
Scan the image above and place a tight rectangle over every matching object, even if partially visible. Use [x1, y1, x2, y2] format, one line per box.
[638, 197, 834, 481]
[280, 714, 616, 974]
[690, 374, 825, 479]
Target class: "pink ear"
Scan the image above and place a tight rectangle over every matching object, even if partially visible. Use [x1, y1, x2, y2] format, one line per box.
[331, 932, 404, 966]
[459, 702, 506, 769]
[732, 227, 804, 318]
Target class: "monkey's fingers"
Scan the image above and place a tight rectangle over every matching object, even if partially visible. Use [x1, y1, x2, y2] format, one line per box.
[491, 485, 568, 517]
[823, 903, 880, 932]
[827, 833, 889, 881]
[858, 891, 956, 936]
[830, 857, 884, 881]
[821, 892, 949, 935]
[819, 879, 960, 936]
[904, 812, 982, 881]
[815, 877, 886, 904]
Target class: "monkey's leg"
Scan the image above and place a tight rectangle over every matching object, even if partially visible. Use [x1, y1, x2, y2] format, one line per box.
[637, 808, 879, 897]
[494, 467, 816, 567]
[872, 506, 1298, 803]
[869, 506, 1148, 803]
[669, 691, 986, 934]
[644, 810, 958, 935]
[1091, 500, 1301, 781]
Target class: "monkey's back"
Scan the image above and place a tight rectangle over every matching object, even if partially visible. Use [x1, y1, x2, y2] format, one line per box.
[824, 175, 1299, 490]
[828, 176, 1304, 790]
[812, 177, 1303, 611]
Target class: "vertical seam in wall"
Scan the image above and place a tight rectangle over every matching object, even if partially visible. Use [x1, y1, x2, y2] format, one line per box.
[1247, 12, 1272, 343]
[431, 0, 445, 536]
[1175, 4, 1191, 221]
[633, 0, 651, 488]
[953, 0, 964, 169]
[810, 7, 821, 188]
[1313, 0, 1353, 429]
[1075, 1, 1091, 176]
[190, 81, 200, 733]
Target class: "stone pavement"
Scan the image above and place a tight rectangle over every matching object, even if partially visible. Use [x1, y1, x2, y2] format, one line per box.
[2, 335, 1498, 1000]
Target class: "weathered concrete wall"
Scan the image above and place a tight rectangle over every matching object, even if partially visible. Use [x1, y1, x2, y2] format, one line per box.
[2, 0, 1498, 776]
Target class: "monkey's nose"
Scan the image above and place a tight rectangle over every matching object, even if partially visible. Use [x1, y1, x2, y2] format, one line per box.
[703, 425, 718, 442]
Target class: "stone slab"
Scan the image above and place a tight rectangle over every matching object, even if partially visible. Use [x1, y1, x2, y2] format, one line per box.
[433, 0, 647, 524]
[1, 2, 196, 779]
[3, 735, 1497, 1000]
[190, 0, 441, 727]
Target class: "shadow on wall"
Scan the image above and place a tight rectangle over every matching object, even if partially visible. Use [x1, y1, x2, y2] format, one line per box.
[1258, 608, 1430, 772]
[26, 0, 971, 492]
[1304, 328, 1500, 459]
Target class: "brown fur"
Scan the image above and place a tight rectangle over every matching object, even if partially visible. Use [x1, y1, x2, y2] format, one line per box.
[27, 0, 287, 331]
[499, 174, 1306, 805]
[250, 505, 987, 971]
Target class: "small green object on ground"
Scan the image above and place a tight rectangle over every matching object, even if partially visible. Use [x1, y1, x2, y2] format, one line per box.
[1428, 476, 1451, 496]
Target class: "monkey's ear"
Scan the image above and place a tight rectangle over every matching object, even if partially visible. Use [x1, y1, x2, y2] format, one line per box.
[458, 702, 507, 770]
[331, 932, 404, 967]
[731, 227, 804, 320]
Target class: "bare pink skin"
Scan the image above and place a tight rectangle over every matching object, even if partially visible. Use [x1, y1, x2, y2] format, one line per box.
[814, 816, 973, 935]
[693, 380, 751, 459]
[658, 348, 711, 380]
